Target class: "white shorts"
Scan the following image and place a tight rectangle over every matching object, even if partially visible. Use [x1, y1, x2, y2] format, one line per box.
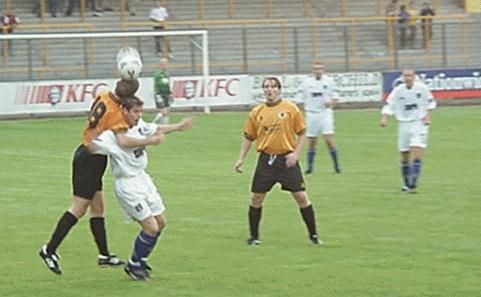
[113, 172, 166, 222]
[398, 121, 429, 152]
[306, 109, 334, 137]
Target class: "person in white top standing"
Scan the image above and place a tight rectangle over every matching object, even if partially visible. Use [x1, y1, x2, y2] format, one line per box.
[299, 61, 341, 174]
[380, 68, 436, 193]
[93, 97, 193, 280]
[149, 0, 172, 58]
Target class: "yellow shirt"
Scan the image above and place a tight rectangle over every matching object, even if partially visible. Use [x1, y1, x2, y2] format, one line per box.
[82, 91, 129, 145]
[407, 8, 417, 26]
[244, 100, 306, 155]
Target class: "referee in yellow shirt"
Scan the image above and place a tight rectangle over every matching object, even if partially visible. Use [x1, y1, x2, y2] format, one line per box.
[235, 77, 322, 245]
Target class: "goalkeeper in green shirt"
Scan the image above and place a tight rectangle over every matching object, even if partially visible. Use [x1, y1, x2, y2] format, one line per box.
[153, 58, 173, 124]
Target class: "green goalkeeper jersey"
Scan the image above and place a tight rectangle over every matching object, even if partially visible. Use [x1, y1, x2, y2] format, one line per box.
[153, 69, 171, 94]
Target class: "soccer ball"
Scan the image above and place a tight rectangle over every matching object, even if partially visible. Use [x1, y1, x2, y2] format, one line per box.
[116, 47, 143, 80]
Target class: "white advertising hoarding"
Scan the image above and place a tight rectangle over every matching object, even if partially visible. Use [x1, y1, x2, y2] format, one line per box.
[0, 72, 382, 116]
[251, 72, 383, 103]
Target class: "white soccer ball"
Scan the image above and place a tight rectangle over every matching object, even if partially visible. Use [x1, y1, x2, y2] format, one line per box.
[116, 47, 143, 80]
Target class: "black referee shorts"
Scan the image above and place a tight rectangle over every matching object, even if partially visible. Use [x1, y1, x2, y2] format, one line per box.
[72, 144, 107, 200]
[251, 152, 306, 193]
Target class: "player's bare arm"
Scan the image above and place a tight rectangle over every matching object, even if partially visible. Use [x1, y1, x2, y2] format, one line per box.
[235, 137, 253, 173]
[422, 109, 433, 125]
[286, 133, 306, 168]
[157, 117, 194, 134]
[380, 114, 390, 127]
[116, 131, 165, 147]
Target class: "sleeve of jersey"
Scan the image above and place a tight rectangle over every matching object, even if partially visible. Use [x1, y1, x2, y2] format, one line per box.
[243, 112, 257, 141]
[425, 87, 436, 110]
[381, 90, 395, 116]
[91, 130, 120, 156]
[294, 108, 306, 135]
[138, 119, 159, 136]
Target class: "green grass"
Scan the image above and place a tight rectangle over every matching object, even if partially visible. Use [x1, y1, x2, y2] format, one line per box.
[0, 106, 480, 297]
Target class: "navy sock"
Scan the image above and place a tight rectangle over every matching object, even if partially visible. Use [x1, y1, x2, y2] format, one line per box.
[307, 149, 316, 170]
[410, 159, 422, 188]
[131, 231, 159, 263]
[329, 148, 340, 170]
[401, 160, 410, 187]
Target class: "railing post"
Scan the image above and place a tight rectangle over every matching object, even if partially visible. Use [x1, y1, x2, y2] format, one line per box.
[242, 27, 248, 73]
[190, 36, 196, 74]
[266, 0, 273, 18]
[393, 27, 399, 70]
[280, 23, 288, 58]
[83, 38, 89, 78]
[340, 0, 347, 17]
[228, 0, 235, 18]
[80, 0, 86, 22]
[39, 0, 45, 21]
[293, 27, 299, 73]
[441, 23, 447, 68]
[2, 26, 8, 65]
[303, 0, 310, 17]
[343, 25, 350, 71]
[120, 0, 127, 30]
[198, 0, 205, 20]
[27, 39, 33, 81]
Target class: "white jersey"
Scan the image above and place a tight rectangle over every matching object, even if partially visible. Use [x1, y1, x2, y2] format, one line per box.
[92, 119, 158, 178]
[299, 76, 339, 113]
[382, 81, 436, 122]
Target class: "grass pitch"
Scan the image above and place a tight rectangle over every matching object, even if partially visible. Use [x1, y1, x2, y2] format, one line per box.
[0, 106, 479, 297]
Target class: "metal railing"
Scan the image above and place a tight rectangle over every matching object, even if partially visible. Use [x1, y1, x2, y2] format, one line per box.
[0, 15, 476, 81]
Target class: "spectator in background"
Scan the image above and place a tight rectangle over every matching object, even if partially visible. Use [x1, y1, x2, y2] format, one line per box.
[127, 0, 138, 16]
[407, 1, 418, 49]
[385, 0, 399, 17]
[420, 1, 435, 48]
[397, 5, 409, 49]
[149, 0, 172, 58]
[65, 0, 78, 16]
[91, 0, 104, 17]
[1, 9, 19, 56]
[385, 0, 399, 46]
[49, 0, 60, 17]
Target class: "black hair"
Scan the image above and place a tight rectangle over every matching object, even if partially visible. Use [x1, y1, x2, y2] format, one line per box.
[261, 77, 282, 89]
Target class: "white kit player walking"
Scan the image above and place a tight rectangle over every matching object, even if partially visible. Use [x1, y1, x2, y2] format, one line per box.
[93, 97, 193, 280]
[300, 61, 341, 174]
[380, 68, 436, 193]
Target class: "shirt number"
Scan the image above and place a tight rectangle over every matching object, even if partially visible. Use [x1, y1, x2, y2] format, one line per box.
[88, 99, 107, 128]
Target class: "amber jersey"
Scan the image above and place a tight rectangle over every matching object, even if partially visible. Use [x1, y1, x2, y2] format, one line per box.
[82, 91, 129, 145]
[244, 100, 306, 155]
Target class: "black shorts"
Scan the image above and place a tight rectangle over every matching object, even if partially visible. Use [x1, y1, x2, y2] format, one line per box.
[72, 144, 107, 199]
[251, 152, 306, 193]
[155, 92, 171, 109]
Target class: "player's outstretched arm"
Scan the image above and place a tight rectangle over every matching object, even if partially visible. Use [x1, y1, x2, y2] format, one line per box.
[116, 132, 165, 148]
[157, 117, 194, 134]
[235, 137, 253, 173]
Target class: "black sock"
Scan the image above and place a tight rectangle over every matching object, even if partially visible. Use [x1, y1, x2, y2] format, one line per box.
[248, 206, 262, 240]
[90, 217, 109, 256]
[300, 205, 317, 236]
[46, 211, 78, 255]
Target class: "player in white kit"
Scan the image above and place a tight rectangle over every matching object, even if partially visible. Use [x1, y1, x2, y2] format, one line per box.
[380, 68, 436, 193]
[93, 97, 193, 280]
[299, 61, 341, 174]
